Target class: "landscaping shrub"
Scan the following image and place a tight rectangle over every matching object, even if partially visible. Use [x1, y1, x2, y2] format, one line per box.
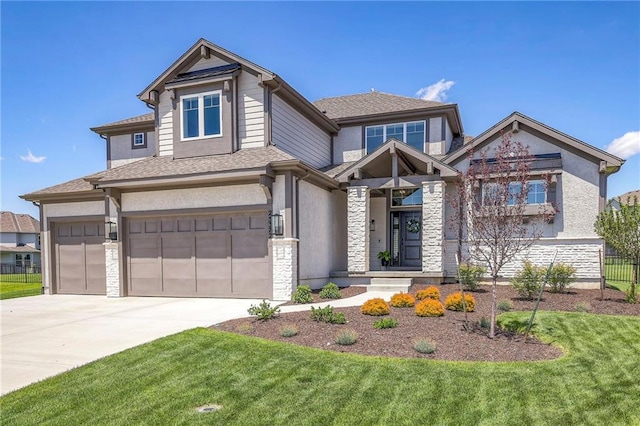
[458, 263, 486, 291]
[511, 261, 546, 300]
[319, 282, 342, 299]
[413, 338, 436, 354]
[292, 285, 313, 304]
[625, 288, 638, 304]
[279, 324, 298, 337]
[235, 322, 254, 334]
[390, 292, 415, 308]
[335, 329, 358, 345]
[497, 299, 513, 312]
[479, 316, 490, 329]
[309, 305, 346, 324]
[361, 298, 390, 316]
[416, 286, 440, 301]
[547, 263, 577, 293]
[444, 292, 476, 312]
[373, 317, 398, 329]
[575, 302, 592, 313]
[415, 299, 445, 317]
[247, 300, 280, 321]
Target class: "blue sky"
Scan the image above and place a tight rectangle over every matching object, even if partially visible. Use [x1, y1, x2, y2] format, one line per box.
[2, 1, 639, 219]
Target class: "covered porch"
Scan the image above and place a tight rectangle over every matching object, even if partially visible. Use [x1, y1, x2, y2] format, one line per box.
[331, 139, 459, 284]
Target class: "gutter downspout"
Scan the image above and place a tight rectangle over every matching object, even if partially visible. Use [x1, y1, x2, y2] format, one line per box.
[267, 82, 283, 146]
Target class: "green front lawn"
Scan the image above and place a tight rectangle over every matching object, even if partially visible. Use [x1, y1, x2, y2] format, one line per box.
[2, 312, 639, 425]
[0, 281, 42, 300]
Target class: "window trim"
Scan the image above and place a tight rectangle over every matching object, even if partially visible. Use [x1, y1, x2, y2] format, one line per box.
[481, 179, 548, 206]
[365, 120, 426, 154]
[390, 187, 423, 208]
[179, 90, 223, 141]
[131, 132, 147, 149]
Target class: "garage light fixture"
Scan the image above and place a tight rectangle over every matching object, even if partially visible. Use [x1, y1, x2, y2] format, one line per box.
[106, 220, 118, 241]
[271, 213, 283, 237]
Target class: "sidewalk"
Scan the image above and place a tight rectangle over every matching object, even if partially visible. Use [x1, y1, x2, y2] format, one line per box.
[278, 290, 396, 313]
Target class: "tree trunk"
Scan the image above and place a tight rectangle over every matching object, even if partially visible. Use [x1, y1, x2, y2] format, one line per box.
[490, 275, 497, 338]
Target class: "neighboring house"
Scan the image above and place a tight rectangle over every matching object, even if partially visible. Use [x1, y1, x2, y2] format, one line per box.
[21, 39, 624, 299]
[609, 189, 640, 210]
[0, 211, 41, 273]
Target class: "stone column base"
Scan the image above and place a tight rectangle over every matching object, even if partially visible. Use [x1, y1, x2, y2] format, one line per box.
[272, 238, 298, 300]
[103, 242, 121, 297]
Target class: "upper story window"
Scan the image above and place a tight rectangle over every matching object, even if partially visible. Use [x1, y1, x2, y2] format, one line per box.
[482, 180, 547, 206]
[180, 90, 222, 140]
[132, 132, 146, 148]
[366, 121, 425, 154]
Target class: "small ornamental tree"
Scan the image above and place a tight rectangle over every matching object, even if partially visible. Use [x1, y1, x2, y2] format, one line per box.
[449, 132, 555, 338]
[595, 196, 640, 301]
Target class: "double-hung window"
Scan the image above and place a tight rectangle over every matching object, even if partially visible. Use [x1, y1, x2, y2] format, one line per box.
[180, 90, 222, 140]
[132, 132, 145, 148]
[482, 180, 547, 206]
[365, 121, 425, 154]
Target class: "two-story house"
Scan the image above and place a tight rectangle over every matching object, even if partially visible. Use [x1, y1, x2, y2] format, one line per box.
[22, 39, 624, 299]
[0, 211, 41, 273]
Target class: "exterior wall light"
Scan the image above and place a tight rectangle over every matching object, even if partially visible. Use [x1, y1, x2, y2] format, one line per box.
[370, 219, 376, 231]
[271, 213, 283, 237]
[106, 220, 118, 241]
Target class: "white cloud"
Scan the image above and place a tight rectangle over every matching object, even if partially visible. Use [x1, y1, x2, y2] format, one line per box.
[415, 79, 456, 102]
[19, 150, 46, 163]
[606, 131, 640, 159]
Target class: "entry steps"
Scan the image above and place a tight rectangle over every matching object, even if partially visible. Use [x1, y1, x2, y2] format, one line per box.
[368, 278, 413, 293]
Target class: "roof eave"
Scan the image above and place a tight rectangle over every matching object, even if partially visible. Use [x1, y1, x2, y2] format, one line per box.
[19, 190, 104, 203]
[89, 121, 155, 136]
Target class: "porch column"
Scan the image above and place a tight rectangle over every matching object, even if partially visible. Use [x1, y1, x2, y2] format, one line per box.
[347, 186, 370, 273]
[422, 181, 445, 273]
[104, 242, 121, 297]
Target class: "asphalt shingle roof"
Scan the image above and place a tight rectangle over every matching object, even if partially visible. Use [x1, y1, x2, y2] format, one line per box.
[93, 146, 296, 183]
[313, 91, 446, 120]
[92, 113, 154, 130]
[22, 173, 105, 197]
[0, 212, 39, 234]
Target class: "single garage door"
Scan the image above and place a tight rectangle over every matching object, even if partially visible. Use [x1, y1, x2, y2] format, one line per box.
[126, 212, 270, 298]
[54, 221, 106, 295]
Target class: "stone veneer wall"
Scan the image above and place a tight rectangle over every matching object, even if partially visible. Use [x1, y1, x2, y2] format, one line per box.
[443, 238, 603, 287]
[347, 186, 370, 273]
[104, 242, 120, 297]
[422, 181, 445, 273]
[272, 238, 298, 300]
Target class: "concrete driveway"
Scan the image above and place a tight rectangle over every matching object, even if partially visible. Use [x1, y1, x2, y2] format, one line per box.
[1, 294, 261, 395]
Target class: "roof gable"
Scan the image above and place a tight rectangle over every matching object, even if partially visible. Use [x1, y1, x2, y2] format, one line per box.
[336, 138, 459, 182]
[137, 38, 275, 102]
[444, 112, 624, 172]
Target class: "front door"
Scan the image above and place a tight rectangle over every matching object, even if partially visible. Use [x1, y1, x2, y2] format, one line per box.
[399, 211, 422, 268]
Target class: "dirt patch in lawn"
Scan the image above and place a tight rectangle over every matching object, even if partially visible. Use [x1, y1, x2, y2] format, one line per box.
[215, 285, 638, 362]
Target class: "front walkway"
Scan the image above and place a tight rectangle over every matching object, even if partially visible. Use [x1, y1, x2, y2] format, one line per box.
[279, 290, 395, 313]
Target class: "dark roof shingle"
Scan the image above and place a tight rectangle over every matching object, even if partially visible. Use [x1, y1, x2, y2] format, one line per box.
[0, 212, 39, 234]
[169, 63, 241, 84]
[313, 91, 445, 120]
[91, 113, 154, 131]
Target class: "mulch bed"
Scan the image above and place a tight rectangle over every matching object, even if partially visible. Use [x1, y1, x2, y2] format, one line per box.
[215, 284, 639, 362]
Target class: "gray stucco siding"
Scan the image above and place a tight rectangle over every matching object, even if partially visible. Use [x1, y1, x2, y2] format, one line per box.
[272, 95, 332, 169]
[333, 126, 364, 164]
[109, 132, 156, 168]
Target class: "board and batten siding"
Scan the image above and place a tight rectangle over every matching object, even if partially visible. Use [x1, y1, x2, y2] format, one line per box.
[271, 95, 331, 168]
[188, 55, 229, 72]
[157, 90, 174, 157]
[238, 73, 265, 149]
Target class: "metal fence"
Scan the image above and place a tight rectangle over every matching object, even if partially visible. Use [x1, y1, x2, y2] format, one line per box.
[0, 264, 42, 283]
[604, 256, 638, 285]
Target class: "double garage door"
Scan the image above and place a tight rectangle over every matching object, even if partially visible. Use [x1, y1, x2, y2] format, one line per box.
[54, 221, 106, 295]
[126, 212, 271, 298]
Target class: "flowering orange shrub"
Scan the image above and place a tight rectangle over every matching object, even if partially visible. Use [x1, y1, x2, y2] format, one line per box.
[416, 286, 440, 301]
[415, 299, 445, 317]
[444, 292, 476, 312]
[361, 298, 390, 316]
[390, 292, 415, 308]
